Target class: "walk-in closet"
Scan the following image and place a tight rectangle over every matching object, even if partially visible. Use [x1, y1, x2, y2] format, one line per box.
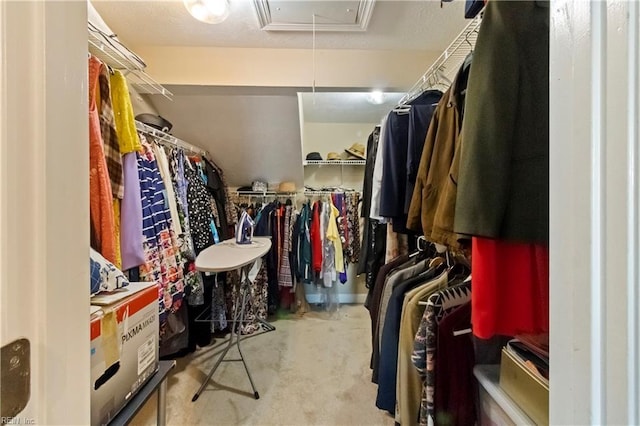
[2, 1, 640, 425]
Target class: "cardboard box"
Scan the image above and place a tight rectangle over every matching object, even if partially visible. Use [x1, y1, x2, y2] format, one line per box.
[499, 348, 549, 425]
[90, 282, 159, 425]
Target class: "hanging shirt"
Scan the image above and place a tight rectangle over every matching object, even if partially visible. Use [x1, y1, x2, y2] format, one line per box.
[376, 271, 448, 414]
[310, 201, 323, 273]
[97, 65, 124, 199]
[347, 192, 361, 264]
[152, 144, 183, 236]
[405, 100, 442, 213]
[184, 161, 216, 255]
[136, 141, 185, 340]
[88, 55, 117, 264]
[155, 144, 206, 306]
[361, 126, 381, 220]
[278, 205, 294, 288]
[332, 193, 348, 284]
[298, 203, 313, 283]
[327, 199, 344, 274]
[321, 201, 337, 287]
[370, 114, 389, 222]
[413, 281, 473, 426]
[203, 158, 231, 239]
[110, 70, 142, 154]
[382, 90, 443, 233]
[170, 148, 190, 228]
[120, 152, 145, 270]
[112, 200, 122, 269]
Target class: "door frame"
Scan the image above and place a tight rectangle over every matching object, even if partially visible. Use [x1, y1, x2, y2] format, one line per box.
[0, 1, 89, 424]
[550, 0, 640, 424]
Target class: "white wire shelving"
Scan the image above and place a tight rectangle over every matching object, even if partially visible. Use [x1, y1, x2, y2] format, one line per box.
[303, 160, 366, 166]
[135, 121, 208, 157]
[397, 13, 483, 106]
[88, 25, 173, 100]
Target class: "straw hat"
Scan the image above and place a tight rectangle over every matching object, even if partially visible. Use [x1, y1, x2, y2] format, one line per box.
[327, 152, 341, 161]
[278, 181, 296, 193]
[345, 143, 366, 159]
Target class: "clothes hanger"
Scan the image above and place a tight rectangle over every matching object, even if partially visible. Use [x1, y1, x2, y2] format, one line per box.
[409, 235, 427, 258]
[435, 67, 452, 87]
[465, 30, 473, 49]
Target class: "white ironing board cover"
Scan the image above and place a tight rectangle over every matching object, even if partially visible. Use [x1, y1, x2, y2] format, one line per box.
[195, 237, 272, 273]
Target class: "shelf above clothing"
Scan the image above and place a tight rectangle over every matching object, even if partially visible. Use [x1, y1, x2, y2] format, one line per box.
[303, 160, 366, 166]
[304, 190, 362, 196]
[397, 13, 482, 106]
[88, 25, 173, 100]
[135, 121, 208, 157]
[236, 191, 297, 196]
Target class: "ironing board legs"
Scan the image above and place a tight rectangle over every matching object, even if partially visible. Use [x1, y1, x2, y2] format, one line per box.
[192, 261, 265, 402]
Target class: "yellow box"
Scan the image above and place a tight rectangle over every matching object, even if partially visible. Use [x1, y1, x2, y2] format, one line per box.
[499, 348, 549, 425]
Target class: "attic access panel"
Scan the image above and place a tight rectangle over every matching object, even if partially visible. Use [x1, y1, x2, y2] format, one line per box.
[253, 0, 376, 31]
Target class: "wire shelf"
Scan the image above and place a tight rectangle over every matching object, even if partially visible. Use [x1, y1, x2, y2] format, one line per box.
[303, 160, 366, 166]
[303, 190, 362, 196]
[135, 121, 208, 157]
[398, 13, 482, 106]
[88, 26, 173, 100]
[236, 191, 297, 196]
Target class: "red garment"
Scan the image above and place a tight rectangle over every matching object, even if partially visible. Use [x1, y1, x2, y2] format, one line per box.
[471, 237, 549, 339]
[89, 56, 117, 264]
[310, 201, 323, 272]
[279, 287, 293, 310]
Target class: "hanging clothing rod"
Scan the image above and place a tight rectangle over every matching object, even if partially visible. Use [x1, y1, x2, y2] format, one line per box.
[304, 190, 362, 196]
[397, 13, 482, 106]
[135, 121, 209, 157]
[235, 191, 297, 197]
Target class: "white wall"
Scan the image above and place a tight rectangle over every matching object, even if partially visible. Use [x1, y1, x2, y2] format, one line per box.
[134, 46, 439, 90]
[303, 122, 373, 157]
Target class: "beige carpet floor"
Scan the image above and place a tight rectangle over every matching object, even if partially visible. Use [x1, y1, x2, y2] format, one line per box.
[131, 304, 394, 426]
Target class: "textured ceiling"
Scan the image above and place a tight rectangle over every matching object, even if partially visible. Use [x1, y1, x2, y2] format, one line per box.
[257, 0, 365, 29]
[92, 0, 468, 50]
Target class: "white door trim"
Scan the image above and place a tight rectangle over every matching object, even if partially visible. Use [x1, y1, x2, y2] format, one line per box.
[550, 0, 640, 423]
[1, 2, 89, 424]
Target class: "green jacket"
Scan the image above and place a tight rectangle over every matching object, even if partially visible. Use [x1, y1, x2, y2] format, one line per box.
[454, 0, 550, 244]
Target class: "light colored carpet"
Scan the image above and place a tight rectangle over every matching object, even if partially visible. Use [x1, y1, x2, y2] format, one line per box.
[131, 304, 394, 426]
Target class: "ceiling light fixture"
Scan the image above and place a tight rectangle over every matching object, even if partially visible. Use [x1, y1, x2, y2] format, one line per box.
[183, 0, 230, 24]
[368, 90, 385, 105]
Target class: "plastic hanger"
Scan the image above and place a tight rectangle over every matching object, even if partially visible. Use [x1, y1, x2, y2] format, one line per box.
[435, 67, 452, 87]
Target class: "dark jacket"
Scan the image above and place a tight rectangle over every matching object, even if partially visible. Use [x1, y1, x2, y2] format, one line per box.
[407, 65, 470, 250]
[454, 0, 550, 244]
[381, 90, 443, 234]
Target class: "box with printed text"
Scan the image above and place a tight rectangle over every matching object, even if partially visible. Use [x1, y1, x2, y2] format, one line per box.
[90, 282, 159, 426]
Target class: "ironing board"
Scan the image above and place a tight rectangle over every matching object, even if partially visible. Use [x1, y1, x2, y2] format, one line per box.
[191, 237, 275, 401]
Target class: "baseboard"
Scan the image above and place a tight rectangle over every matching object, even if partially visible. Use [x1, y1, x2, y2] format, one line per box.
[305, 293, 367, 304]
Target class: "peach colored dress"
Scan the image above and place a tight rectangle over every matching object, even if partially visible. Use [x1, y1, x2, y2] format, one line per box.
[89, 56, 117, 264]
